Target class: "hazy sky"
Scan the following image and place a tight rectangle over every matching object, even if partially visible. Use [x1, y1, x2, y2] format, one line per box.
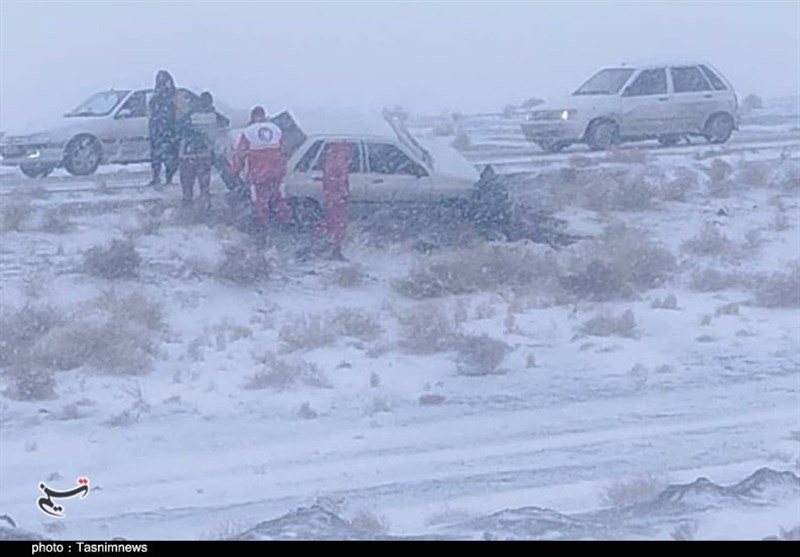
[1, 0, 799, 131]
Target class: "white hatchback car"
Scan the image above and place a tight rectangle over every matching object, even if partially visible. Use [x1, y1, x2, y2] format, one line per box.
[521, 62, 739, 152]
[0, 88, 228, 178]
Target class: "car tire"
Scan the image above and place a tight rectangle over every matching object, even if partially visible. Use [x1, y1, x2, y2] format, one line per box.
[657, 135, 681, 147]
[20, 163, 55, 179]
[537, 140, 568, 153]
[287, 196, 324, 233]
[586, 120, 618, 151]
[63, 134, 102, 176]
[704, 113, 734, 144]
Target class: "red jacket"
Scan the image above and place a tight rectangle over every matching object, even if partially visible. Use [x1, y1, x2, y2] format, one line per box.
[231, 121, 287, 184]
[322, 142, 350, 195]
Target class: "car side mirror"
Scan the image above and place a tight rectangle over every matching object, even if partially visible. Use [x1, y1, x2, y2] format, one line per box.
[116, 107, 135, 119]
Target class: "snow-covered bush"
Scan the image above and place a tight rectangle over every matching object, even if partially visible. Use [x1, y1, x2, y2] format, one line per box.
[399, 302, 457, 354]
[3, 362, 57, 401]
[394, 241, 558, 299]
[682, 224, 738, 259]
[454, 334, 509, 376]
[245, 352, 329, 390]
[580, 309, 638, 338]
[328, 308, 382, 341]
[601, 474, 666, 507]
[451, 130, 471, 151]
[740, 93, 763, 112]
[279, 314, 337, 352]
[754, 262, 800, 308]
[0, 197, 33, 232]
[689, 268, 745, 292]
[659, 167, 697, 202]
[38, 208, 73, 234]
[215, 244, 270, 284]
[82, 238, 141, 279]
[330, 263, 366, 288]
[564, 224, 676, 298]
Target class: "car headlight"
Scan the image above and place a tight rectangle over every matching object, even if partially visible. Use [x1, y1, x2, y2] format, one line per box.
[530, 109, 578, 121]
[560, 109, 577, 121]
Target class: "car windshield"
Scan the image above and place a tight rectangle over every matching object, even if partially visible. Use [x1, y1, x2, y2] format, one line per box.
[66, 90, 130, 117]
[573, 68, 635, 95]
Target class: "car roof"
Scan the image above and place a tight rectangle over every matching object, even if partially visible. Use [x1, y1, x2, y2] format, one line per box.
[616, 60, 721, 70]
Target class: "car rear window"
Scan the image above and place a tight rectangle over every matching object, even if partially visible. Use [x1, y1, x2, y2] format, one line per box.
[699, 64, 728, 90]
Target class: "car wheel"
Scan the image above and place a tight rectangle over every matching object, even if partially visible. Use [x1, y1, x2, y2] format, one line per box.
[20, 163, 55, 179]
[287, 196, 324, 233]
[586, 120, 618, 151]
[64, 134, 102, 176]
[704, 113, 734, 144]
[657, 135, 681, 147]
[537, 140, 568, 153]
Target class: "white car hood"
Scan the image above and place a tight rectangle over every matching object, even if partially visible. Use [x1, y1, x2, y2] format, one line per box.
[2, 116, 102, 143]
[418, 137, 478, 183]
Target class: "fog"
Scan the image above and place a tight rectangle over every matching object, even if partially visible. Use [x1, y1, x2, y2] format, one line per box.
[1, 0, 798, 131]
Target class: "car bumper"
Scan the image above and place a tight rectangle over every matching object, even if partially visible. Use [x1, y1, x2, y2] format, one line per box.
[0, 144, 64, 166]
[521, 120, 584, 143]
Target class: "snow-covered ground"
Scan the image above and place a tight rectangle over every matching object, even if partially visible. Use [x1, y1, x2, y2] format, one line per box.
[1, 101, 798, 540]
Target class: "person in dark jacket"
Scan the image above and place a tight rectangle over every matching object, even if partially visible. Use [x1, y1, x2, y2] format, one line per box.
[148, 70, 179, 186]
[177, 91, 228, 213]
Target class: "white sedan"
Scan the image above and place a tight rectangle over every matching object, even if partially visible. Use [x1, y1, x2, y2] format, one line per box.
[0, 88, 230, 178]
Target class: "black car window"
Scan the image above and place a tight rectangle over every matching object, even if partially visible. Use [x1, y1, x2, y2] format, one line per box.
[295, 140, 323, 172]
[311, 141, 363, 173]
[623, 68, 667, 96]
[699, 65, 728, 91]
[671, 66, 712, 93]
[366, 142, 427, 177]
[115, 91, 147, 118]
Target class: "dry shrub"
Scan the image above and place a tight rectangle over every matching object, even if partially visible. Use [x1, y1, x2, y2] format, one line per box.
[651, 293, 678, 310]
[454, 334, 509, 376]
[737, 160, 771, 187]
[581, 309, 638, 338]
[215, 245, 270, 284]
[704, 158, 735, 197]
[82, 239, 141, 279]
[660, 167, 697, 202]
[245, 352, 329, 390]
[394, 241, 558, 299]
[39, 208, 73, 234]
[328, 308, 382, 341]
[330, 263, 367, 288]
[689, 267, 745, 292]
[92, 290, 165, 332]
[348, 510, 389, 536]
[682, 224, 738, 259]
[754, 262, 800, 308]
[0, 197, 34, 232]
[580, 172, 656, 212]
[602, 474, 666, 507]
[3, 362, 57, 401]
[279, 314, 336, 352]
[562, 224, 676, 299]
[399, 302, 457, 354]
[604, 148, 649, 164]
[451, 130, 471, 150]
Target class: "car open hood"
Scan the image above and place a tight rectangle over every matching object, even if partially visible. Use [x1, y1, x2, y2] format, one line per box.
[418, 137, 479, 183]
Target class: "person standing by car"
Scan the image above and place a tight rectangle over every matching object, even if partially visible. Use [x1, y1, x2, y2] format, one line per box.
[230, 106, 292, 233]
[177, 91, 227, 214]
[317, 141, 350, 260]
[147, 70, 179, 186]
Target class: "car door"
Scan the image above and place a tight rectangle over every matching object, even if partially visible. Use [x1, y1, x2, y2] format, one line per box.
[619, 68, 670, 137]
[364, 141, 430, 203]
[286, 139, 367, 202]
[698, 63, 737, 116]
[670, 66, 716, 133]
[112, 90, 149, 162]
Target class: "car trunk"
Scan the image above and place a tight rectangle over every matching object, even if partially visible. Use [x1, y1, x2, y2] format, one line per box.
[270, 111, 307, 159]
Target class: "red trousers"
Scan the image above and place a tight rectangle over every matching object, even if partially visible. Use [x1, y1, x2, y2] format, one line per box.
[317, 190, 349, 251]
[253, 179, 292, 226]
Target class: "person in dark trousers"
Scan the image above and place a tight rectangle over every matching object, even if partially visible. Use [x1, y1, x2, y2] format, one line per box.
[148, 70, 179, 186]
[178, 91, 227, 214]
[317, 141, 350, 260]
[230, 106, 292, 233]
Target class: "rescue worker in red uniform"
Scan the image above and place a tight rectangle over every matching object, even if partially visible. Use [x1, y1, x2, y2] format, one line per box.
[317, 141, 350, 260]
[230, 106, 292, 231]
